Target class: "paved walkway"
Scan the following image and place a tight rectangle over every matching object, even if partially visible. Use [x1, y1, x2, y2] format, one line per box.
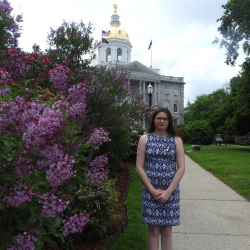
[160, 155, 250, 250]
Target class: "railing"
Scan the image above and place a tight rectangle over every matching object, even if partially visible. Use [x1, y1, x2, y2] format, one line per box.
[161, 75, 184, 82]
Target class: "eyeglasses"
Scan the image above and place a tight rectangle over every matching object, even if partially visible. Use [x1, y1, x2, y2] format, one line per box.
[155, 117, 169, 122]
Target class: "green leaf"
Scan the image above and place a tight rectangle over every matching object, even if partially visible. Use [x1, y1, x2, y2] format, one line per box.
[15, 223, 29, 231]
[43, 217, 62, 232]
[35, 238, 44, 249]
[42, 236, 58, 247]
[29, 207, 40, 219]
[0, 173, 16, 182]
[35, 227, 47, 236]
[0, 231, 12, 240]
[54, 232, 64, 242]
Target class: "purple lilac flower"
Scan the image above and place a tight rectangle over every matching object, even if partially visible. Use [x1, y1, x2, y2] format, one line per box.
[39, 192, 69, 218]
[66, 81, 88, 104]
[86, 154, 108, 185]
[87, 128, 111, 150]
[61, 212, 89, 237]
[0, 67, 10, 84]
[0, 96, 44, 136]
[8, 231, 37, 250]
[46, 154, 76, 187]
[0, 89, 7, 97]
[13, 156, 37, 177]
[1, 180, 39, 209]
[22, 115, 62, 153]
[0, 0, 23, 47]
[65, 102, 86, 124]
[49, 65, 69, 91]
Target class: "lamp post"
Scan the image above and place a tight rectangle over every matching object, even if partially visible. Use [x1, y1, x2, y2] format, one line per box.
[147, 83, 153, 106]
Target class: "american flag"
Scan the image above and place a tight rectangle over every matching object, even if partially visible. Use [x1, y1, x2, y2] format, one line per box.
[102, 30, 110, 36]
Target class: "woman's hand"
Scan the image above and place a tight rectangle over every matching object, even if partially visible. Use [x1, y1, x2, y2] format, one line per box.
[151, 189, 163, 199]
[154, 190, 171, 203]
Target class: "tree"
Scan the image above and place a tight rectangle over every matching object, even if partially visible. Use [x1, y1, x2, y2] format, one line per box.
[185, 120, 213, 145]
[184, 88, 229, 124]
[47, 20, 98, 78]
[214, 0, 250, 66]
[213, 0, 250, 135]
[0, 0, 22, 49]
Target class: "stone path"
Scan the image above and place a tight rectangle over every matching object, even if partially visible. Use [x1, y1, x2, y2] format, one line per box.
[159, 155, 250, 250]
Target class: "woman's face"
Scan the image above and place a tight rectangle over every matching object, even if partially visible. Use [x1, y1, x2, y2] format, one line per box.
[154, 112, 169, 131]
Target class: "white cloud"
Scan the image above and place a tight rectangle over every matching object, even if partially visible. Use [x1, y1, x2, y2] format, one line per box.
[9, 0, 244, 105]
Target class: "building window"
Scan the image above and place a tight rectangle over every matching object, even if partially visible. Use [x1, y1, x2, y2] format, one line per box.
[173, 119, 178, 125]
[165, 87, 169, 95]
[174, 101, 178, 112]
[174, 89, 178, 96]
[117, 48, 122, 61]
[106, 48, 111, 62]
[164, 100, 170, 110]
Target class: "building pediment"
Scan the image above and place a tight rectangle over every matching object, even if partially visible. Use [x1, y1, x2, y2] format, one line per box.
[124, 61, 161, 81]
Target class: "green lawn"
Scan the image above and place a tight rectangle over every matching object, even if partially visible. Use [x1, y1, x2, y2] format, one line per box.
[111, 168, 148, 250]
[111, 144, 250, 249]
[184, 144, 250, 200]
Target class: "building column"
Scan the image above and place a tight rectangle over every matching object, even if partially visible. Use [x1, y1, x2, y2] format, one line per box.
[143, 81, 146, 102]
[139, 80, 142, 96]
[152, 82, 157, 106]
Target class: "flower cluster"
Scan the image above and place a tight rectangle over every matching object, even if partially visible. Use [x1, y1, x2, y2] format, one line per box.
[49, 65, 73, 91]
[234, 133, 250, 145]
[86, 154, 108, 185]
[46, 154, 76, 187]
[0, 96, 44, 136]
[0, 67, 10, 84]
[61, 212, 89, 237]
[66, 81, 88, 104]
[0, 0, 23, 47]
[8, 231, 37, 250]
[87, 128, 111, 150]
[1, 180, 39, 209]
[22, 115, 62, 153]
[39, 192, 69, 218]
[13, 156, 37, 177]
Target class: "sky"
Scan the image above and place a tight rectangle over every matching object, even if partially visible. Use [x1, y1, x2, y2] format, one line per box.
[9, 0, 244, 105]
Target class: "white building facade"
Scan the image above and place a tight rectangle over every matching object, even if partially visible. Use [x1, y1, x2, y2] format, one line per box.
[98, 5, 185, 125]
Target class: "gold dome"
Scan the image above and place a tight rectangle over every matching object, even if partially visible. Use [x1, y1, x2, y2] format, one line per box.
[105, 26, 130, 42]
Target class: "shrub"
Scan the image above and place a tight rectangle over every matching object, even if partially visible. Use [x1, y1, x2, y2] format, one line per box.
[185, 120, 213, 145]
[234, 133, 250, 145]
[69, 179, 118, 240]
[175, 127, 188, 143]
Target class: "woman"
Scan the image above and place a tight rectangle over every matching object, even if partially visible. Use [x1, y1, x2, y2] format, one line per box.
[136, 108, 185, 250]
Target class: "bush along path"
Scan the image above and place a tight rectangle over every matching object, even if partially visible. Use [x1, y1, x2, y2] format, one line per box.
[0, 1, 154, 249]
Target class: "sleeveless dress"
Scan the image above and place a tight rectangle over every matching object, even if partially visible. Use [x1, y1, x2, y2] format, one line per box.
[141, 133, 180, 227]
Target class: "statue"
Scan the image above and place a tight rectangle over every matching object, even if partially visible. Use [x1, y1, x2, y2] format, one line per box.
[113, 4, 118, 14]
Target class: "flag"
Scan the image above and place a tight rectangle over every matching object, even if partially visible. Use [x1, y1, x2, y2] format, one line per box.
[148, 40, 152, 50]
[102, 30, 110, 36]
[102, 38, 109, 44]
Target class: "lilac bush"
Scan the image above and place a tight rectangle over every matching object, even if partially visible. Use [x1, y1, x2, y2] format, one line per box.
[234, 133, 250, 145]
[0, 2, 154, 248]
[8, 231, 37, 250]
[0, 0, 23, 49]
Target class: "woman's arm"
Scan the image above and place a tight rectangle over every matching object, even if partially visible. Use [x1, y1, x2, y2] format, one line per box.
[136, 135, 163, 198]
[155, 136, 185, 203]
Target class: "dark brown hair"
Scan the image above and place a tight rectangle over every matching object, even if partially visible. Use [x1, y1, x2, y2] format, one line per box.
[148, 107, 176, 135]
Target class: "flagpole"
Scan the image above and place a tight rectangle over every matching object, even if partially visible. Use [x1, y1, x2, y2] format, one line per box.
[151, 38, 152, 68]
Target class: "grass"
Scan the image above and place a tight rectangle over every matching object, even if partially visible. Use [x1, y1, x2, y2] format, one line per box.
[111, 168, 148, 250]
[111, 144, 250, 249]
[184, 144, 250, 200]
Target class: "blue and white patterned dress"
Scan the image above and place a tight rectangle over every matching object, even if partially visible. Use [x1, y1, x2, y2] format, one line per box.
[142, 133, 180, 227]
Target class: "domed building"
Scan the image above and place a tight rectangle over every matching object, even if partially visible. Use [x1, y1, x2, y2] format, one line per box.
[98, 4, 132, 64]
[98, 5, 185, 125]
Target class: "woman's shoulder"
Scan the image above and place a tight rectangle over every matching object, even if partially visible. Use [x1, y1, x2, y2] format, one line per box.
[174, 135, 183, 145]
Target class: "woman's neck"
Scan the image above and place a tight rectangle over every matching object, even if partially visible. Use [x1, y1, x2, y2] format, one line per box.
[153, 129, 168, 137]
